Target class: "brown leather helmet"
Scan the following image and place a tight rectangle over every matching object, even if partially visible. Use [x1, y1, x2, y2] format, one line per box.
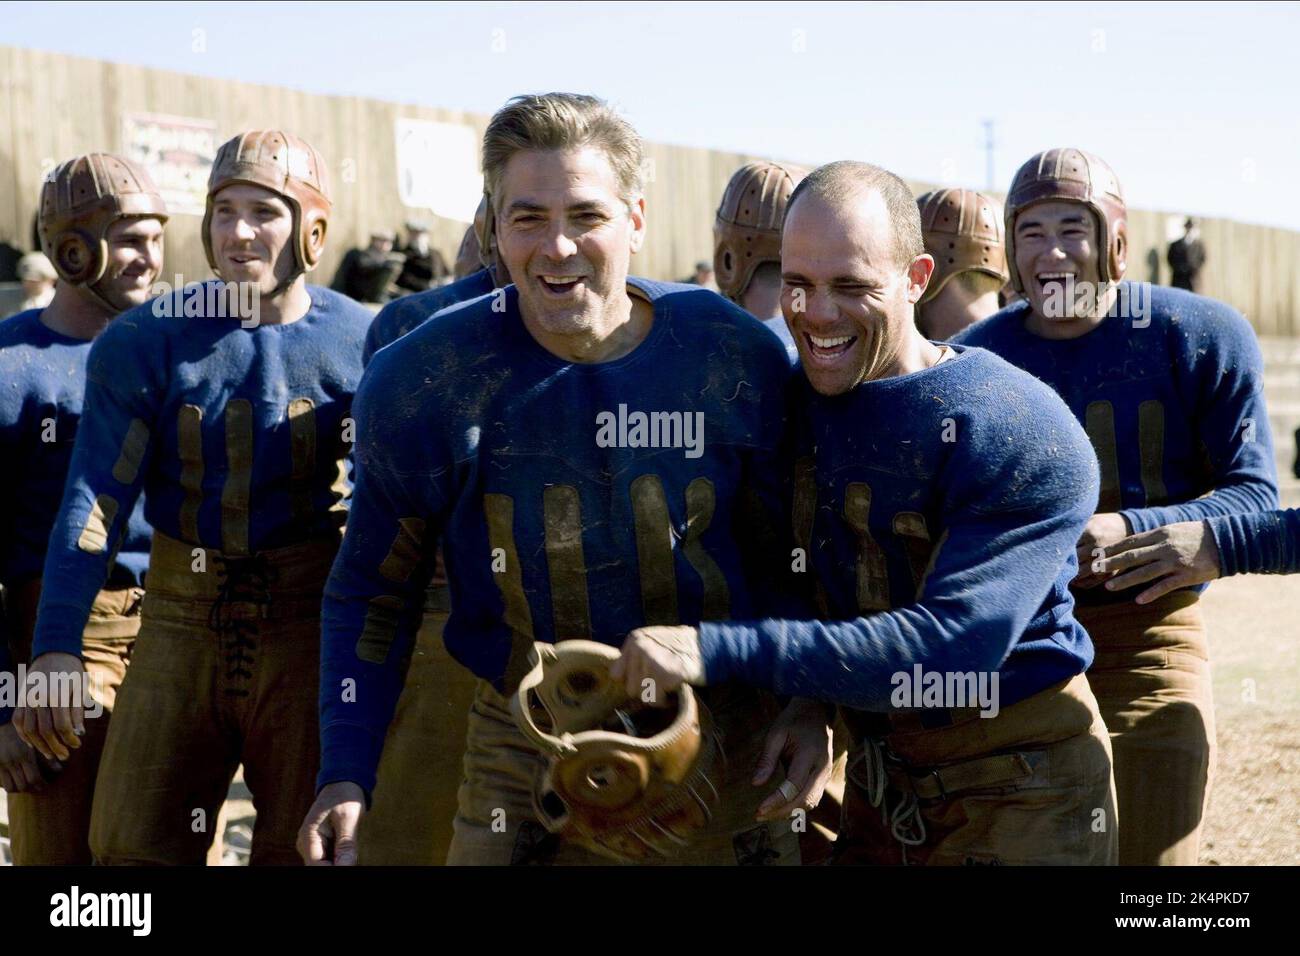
[512, 641, 722, 863]
[39, 153, 169, 311]
[713, 161, 808, 303]
[202, 130, 331, 288]
[916, 189, 1008, 304]
[472, 193, 497, 272]
[453, 223, 481, 281]
[1004, 148, 1127, 293]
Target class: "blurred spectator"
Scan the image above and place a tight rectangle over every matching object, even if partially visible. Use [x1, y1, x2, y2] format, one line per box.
[5, 252, 57, 317]
[395, 220, 450, 294]
[331, 229, 404, 303]
[1167, 217, 1206, 292]
[681, 259, 717, 291]
[0, 241, 22, 283]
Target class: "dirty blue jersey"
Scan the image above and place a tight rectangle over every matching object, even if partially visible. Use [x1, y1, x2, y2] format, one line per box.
[698, 346, 1101, 714]
[1208, 508, 1300, 576]
[0, 310, 150, 589]
[361, 267, 497, 366]
[318, 279, 793, 794]
[32, 284, 371, 659]
[955, 282, 1278, 601]
[0, 310, 148, 722]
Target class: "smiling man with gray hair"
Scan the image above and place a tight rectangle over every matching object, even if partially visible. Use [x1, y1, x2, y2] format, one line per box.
[302, 92, 829, 866]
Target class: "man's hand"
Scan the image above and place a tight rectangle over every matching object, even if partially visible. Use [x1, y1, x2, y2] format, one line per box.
[752, 698, 833, 822]
[1074, 513, 1132, 587]
[297, 782, 366, 865]
[13, 652, 85, 762]
[0, 722, 45, 794]
[1101, 520, 1222, 604]
[610, 626, 706, 705]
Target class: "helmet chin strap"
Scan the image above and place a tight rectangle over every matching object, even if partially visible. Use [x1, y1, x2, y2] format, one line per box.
[211, 257, 305, 313]
[73, 276, 130, 316]
[267, 267, 305, 302]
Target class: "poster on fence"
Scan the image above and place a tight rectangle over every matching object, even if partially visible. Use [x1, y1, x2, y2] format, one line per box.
[121, 112, 219, 216]
[394, 117, 481, 223]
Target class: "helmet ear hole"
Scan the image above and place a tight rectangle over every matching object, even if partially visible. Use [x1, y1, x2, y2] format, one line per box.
[53, 230, 97, 284]
[538, 789, 568, 825]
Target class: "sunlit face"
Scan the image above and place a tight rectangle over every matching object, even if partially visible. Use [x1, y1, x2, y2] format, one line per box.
[780, 189, 931, 396]
[495, 146, 645, 340]
[99, 216, 164, 310]
[209, 183, 298, 294]
[1013, 200, 1104, 327]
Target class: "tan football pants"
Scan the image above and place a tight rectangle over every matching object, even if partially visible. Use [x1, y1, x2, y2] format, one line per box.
[7, 585, 142, 865]
[87, 531, 335, 866]
[445, 680, 802, 866]
[358, 605, 812, 867]
[357, 589, 477, 865]
[1078, 590, 1215, 866]
[834, 673, 1118, 865]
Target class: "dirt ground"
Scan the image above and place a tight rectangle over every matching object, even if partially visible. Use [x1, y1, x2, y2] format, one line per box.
[2, 565, 1296, 867]
[1197, 571, 1299, 865]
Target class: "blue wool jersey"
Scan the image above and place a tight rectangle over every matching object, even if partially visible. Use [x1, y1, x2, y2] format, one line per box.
[0, 311, 150, 588]
[1209, 508, 1300, 576]
[32, 284, 371, 659]
[361, 267, 497, 366]
[0, 310, 149, 723]
[699, 345, 1101, 713]
[955, 283, 1278, 602]
[955, 284, 1277, 528]
[319, 278, 793, 793]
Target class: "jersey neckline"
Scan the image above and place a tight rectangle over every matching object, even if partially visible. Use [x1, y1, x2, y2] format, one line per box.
[508, 276, 671, 374]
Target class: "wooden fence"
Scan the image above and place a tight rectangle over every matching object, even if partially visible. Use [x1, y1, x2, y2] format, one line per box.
[1, 45, 1296, 334]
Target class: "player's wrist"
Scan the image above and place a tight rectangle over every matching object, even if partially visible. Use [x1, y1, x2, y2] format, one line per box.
[317, 780, 367, 803]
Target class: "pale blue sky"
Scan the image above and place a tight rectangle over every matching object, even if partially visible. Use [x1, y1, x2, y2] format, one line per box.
[5, 1, 1299, 228]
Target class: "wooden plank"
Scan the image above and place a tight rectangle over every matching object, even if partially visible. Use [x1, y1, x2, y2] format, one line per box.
[0, 46, 20, 251]
[0, 44, 1296, 331]
[11, 48, 48, 255]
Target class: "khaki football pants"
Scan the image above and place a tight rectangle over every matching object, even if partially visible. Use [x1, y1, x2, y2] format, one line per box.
[358, 588, 477, 865]
[88, 532, 335, 866]
[1078, 590, 1214, 866]
[446, 681, 802, 866]
[7, 585, 141, 865]
[834, 673, 1118, 866]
